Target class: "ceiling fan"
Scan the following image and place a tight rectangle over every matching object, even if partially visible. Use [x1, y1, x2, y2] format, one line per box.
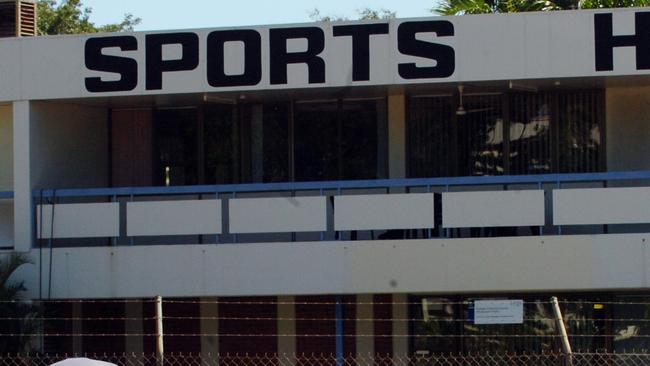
[456, 85, 494, 116]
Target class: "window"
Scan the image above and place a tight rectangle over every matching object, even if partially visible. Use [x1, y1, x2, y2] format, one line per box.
[294, 99, 388, 181]
[407, 90, 604, 178]
[135, 97, 387, 187]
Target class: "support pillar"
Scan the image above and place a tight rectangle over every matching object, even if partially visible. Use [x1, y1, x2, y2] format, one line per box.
[72, 302, 83, 354]
[200, 297, 219, 366]
[387, 90, 406, 179]
[277, 296, 296, 366]
[356, 294, 374, 363]
[391, 294, 408, 363]
[125, 301, 144, 361]
[13, 100, 32, 252]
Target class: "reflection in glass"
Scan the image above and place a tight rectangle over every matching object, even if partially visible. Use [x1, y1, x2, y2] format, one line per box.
[564, 298, 608, 352]
[408, 96, 454, 178]
[412, 298, 458, 354]
[154, 108, 198, 186]
[294, 101, 339, 181]
[407, 90, 603, 178]
[509, 93, 552, 174]
[457, 94, 504, 176]
[559, 91, 602, 173]
[294, 99, 386, 181]
[260, 103, 290, 183]
[204, 104, 239, 184]
[410, 296, 557, 355]
[611, 295, 650, 352]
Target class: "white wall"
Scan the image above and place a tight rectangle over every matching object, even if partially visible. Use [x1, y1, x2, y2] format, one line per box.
[30, 102, 109, 189]
[0, 104, 12, 190]
[606, 86, 650, 171]
[13, 233, 650, 299]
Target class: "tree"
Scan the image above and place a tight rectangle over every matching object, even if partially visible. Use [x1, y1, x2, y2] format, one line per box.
[433, 0, 650, 15]
[0, 254, 39, 354]
[37, 0, 141, 35]
[309, 7, 396, 22]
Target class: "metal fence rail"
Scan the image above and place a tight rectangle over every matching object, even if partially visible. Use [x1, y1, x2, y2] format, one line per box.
[2, 352, 650, 366]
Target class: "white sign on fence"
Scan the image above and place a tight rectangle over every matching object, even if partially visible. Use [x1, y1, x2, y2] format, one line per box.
[474, 300, 524, 325]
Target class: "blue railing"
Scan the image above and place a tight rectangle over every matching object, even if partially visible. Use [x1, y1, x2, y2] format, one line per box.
[0, 191, 13, 199]
[33, 170, 650, 198]
[30, 170, 650, 245]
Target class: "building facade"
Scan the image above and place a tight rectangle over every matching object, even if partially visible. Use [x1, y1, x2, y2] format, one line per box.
[1, 6, 650, 357]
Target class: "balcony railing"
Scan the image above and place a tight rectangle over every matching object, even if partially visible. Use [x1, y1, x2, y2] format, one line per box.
[31, 171, 650, 247]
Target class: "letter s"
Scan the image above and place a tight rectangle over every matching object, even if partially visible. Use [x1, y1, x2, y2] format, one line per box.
[85, 36, 138, 93]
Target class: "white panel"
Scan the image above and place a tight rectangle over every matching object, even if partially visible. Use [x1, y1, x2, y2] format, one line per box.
[37, 203, 119, 239]
[443, 190, 544, 228]
[334, 193, 433, 231]
[127, 200, 221, 236]
[229, 196, 326, 233]
[554, 187, 650, 225]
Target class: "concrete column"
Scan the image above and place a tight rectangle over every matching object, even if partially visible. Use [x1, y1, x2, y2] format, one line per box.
[125, 301, 144, 358]
[13, 101, 31, 252]
[72, 302, 83, 354]
[356, 294, 374, 363]
[387, 91, 406, 179]
[391, 294, 408, 362]
[0, 104, 13, 191]
[277, 296, 296, 366]
[200, 297, 219, 366]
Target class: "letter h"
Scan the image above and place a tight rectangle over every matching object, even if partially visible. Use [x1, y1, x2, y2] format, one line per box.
[595, 12, 650, 71]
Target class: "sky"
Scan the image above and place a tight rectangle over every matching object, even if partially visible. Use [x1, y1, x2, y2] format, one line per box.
[81, 1, 436, 31]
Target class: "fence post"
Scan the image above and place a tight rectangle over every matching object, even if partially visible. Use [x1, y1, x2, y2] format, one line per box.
[155, 295, 164, 366]
[551, 296, 573, 366]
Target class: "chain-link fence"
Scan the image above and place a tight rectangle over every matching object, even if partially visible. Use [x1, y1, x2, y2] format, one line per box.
[2, 352, 650, 366]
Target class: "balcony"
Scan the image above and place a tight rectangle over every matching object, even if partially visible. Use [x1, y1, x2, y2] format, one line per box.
[32, 171, 650, 247]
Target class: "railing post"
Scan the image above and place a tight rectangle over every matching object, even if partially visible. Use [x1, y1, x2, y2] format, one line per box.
[556, 181, 562, 235]
[551, 296, 572, 366]
[129, 193, 135, 246]
[155, 295, 164, 366]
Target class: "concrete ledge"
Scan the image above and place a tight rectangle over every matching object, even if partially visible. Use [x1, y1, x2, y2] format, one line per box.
[12, 233, 650, 299]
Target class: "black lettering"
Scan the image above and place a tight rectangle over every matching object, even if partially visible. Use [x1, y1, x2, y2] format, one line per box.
[146, 33, 199, 90]
[269, 27, 326, 84]
[333, 23, 389, 81]
[207, 30, 262, 87]
[85, 36, 138, 93]
[397, 21, 455, 79]
[594, 12, 650, 71]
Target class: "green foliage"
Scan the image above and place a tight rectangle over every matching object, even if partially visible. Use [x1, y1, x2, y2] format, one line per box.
[356, 8, 397, 20]
[309, 7, 396, 22]
[579, 0, 650, 8]
[433, 0, 650, 15]
[37, 0, 141, 35]
[0, 254, 39, 354]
